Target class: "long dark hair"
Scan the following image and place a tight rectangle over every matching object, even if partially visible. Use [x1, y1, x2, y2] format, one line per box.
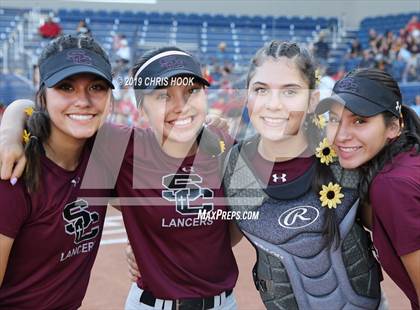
[346, 68, 420, 206]
[246, 40, 340, 247]
[24, 35, 111, 193]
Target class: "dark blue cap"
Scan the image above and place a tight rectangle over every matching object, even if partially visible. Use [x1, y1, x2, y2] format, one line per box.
[39, 48, 114, 88]
[133, 50, 209, 92]
[316, 76, 402, 117]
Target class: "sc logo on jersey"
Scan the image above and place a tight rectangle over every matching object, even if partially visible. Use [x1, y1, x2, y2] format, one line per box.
[278, 206, 319, 229]
[162, 174, 214, 215]
[62, 199, 100, 244]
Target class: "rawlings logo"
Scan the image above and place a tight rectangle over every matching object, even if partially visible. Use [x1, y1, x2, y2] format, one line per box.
[278, 206, 319, 229]
[335, 77, 359, 93]
[66, 50, 93, 65]
[159, 57, 185, 70]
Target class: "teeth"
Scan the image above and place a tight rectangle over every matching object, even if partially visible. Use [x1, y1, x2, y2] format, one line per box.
[68, 114, 93, 121]
[339, 146, 360, 153]
[263, 117, 285, 124]
[173, 117, 192, 126]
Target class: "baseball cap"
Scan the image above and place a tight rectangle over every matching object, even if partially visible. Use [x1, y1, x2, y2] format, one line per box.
[133, 50, 210, 92]
[316, 76, 402, 117]
[39, 48, 114, 88]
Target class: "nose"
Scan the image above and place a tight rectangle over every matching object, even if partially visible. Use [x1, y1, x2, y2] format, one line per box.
[264, 90, 283, 111]
[334, 121, 352, 143]
[73, 88, 93, 108]
[171, 90, 190, 113]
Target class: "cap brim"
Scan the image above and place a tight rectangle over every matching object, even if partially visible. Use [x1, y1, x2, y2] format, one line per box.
[316, 93, 386, 117]
[43, 65, 114, 89]
[140, 69, 210, 93]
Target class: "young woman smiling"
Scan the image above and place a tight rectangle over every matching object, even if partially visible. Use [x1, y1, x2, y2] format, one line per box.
[317, 68, 420, 309]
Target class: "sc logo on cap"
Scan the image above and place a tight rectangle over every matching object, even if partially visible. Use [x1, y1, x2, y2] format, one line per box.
[335, 77, 359, 93]
[67, 50, 93, 65]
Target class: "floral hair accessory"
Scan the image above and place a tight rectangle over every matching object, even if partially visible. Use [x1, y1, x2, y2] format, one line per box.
[312, 114, 326, 129]
[22, 130, 31, 144]
[315, 138, 337, 165]
[219, 140, 226, 154]
[315, 69, 322, 87]
[24, 107, 34, 117]
[319, 182, 344, 209]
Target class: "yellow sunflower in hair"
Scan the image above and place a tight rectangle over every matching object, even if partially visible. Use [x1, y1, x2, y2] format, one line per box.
[22, 130, 31, 144]
[24, 107, 34, 117]
[315, 138, 337, 165]
[319, 182, 344, 209]
[312, 114, 326, 129]
[219, 140, 226, 154]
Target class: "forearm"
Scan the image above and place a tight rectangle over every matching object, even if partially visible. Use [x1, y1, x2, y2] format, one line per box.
[0, 99, 34, 142]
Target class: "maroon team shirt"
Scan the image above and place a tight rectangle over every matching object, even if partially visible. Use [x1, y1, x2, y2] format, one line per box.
[370, 150, 420, 310]
[0, 142, 111, 309]
[116, 126, 238, 299]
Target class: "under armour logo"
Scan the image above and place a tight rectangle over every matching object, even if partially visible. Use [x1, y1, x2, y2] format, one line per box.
[272, 173, 287, 183]
[395, 101, 401, 114]
[181, 166, 195, 173]
[66, 50, 92, 65]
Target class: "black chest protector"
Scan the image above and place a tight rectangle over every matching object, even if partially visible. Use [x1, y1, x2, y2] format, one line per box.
[223, 137, 381, 309]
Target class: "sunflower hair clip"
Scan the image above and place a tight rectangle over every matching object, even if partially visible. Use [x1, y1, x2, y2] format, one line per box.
[312, 114, 326, 129]
[315, 138, 337, 165]
[319, 182, 344, 209]
[24, 107, 34, 117]
[315, 69, 322, 87]
[219, 140, 226, 154]
[22, 129, 31, 144]
[22, 130, 38, 145]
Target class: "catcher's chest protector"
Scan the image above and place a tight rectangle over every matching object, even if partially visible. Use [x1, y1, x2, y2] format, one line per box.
[223, 140, 381, 310]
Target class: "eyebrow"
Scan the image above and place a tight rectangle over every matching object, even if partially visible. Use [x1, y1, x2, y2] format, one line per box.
[252, 81, 303, 88]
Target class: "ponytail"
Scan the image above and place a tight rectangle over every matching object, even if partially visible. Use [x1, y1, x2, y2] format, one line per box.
[24, 87, 51, 193]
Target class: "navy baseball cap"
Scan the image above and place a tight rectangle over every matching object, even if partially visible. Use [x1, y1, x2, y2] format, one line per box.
[133, 50, 210, 92]
[316, 76, 402, 117]
[39, 48, 114, 88]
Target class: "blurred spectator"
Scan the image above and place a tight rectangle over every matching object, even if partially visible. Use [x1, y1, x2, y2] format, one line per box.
[390, 54, 407, 81]
[313, 32, 329, 64]
[403, 53, 420, 82]
[332, 66, 346, 81]
[114, 34, 131, 64]
[32, 64, 40, 89]
[217, 41, 227, 62]
[411, 95, 420, 116]
[349, 38, 362, 58]
[406, 16, 420, 38]
[76, 20, 91, 37]
[38, 17, 61, 39]
[359, 50, 375, 68]
[318, 66, 336, 100]
[201, 65, 214, 85]
[0, 102, 5, 123]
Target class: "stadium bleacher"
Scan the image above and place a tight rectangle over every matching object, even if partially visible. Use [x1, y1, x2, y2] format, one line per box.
[0, 7, 418, 108]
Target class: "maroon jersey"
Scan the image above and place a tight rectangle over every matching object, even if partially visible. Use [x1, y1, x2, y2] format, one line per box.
[116, 126, 238, 299]
[0, 142, 111, 309]
[370, 150, 420, 310]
